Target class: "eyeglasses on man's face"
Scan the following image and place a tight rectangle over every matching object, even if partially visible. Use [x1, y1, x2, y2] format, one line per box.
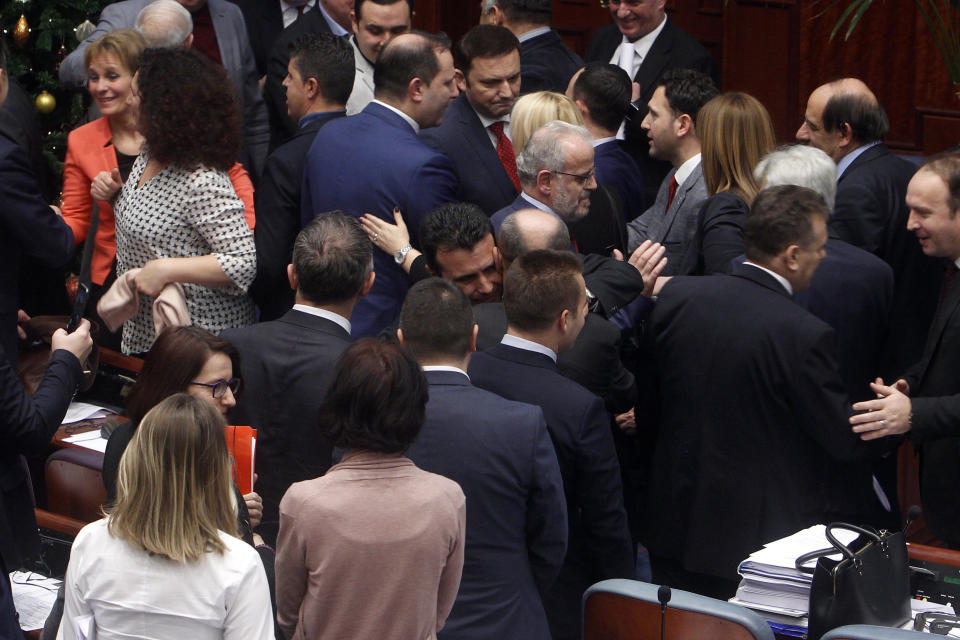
[190, 378, 241, 399]
[600, 0, 646, 8]
[552, 168, 597, 185]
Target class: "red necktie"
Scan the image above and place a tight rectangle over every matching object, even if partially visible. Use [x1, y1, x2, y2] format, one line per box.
[297, 5, 304, 16]
[490, 121, 520, 192]
[664, 175, 679, 214]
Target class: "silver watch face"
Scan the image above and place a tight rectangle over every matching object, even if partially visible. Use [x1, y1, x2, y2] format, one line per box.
[394, 246, 410, 265]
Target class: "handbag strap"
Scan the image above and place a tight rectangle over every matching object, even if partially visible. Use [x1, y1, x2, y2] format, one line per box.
[794, 523, 883, 574]
[78, 201, 100, 287]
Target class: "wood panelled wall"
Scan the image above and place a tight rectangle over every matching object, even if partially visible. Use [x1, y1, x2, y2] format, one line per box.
[412, 0, 960, 156]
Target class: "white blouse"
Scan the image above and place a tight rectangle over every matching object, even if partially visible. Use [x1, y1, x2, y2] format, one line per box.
[57, 519, 273, 640]
[113, 152, 256, 354]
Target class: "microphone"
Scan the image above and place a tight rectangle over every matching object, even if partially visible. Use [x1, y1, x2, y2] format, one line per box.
[658, 584, 671, 640]
[904, 505, 922, 536]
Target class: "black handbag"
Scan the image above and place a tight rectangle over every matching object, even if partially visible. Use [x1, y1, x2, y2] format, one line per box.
[795, 523, 912, 640]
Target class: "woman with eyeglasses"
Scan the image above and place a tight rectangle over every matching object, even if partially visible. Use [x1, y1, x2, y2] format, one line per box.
[101, 325, 260, 538]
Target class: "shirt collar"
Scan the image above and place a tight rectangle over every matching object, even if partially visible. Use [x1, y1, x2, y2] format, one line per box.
[501, 334, 557, 362]
[593, 136, 617, 147]
[836, 140, 880, 179]
[422, 365, 470, 380]
[316, 0, 349, 36]
[472, 103, 510, 130]
[299, 109, 346, 128]
[742, 261, 793, 295]
[292, 304, 352, 333]
[517, 25, 552, 43]
[372, 99, 420, 133]
[520, 191, 557, 216]
[675, 153, 701, 187]
[623, 14, 667, 56]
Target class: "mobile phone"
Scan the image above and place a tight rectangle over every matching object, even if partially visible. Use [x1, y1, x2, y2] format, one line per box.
[68, 282, 90, 333]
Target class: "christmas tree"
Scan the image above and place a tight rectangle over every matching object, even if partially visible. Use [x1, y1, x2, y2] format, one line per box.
[1, 0, 109, 175]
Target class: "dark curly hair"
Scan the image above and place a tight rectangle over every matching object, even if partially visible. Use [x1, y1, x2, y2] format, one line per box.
[136, 47, 240, 170]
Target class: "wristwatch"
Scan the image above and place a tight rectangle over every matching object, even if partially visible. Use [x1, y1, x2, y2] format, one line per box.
[394, 244, 413, 265]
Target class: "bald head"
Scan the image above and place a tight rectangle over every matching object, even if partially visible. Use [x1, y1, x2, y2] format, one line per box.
[136, 0, 193, 48]
[497, 209, 571, 265]
[797, 77, 888, 162]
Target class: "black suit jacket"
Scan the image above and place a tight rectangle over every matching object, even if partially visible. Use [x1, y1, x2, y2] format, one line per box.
[419, 94, 518, 216]
[647, 263, 881, 581]
[264, 7, 334, 148]
[680, 191, 748, 276]
[229, 0, 284, 76]
[405, 370, 567, 640]
[586, 19, 713, 207]
[251, 110, 346, 321]
[473, 303, 636, 415]
[222, 309, 352, 544]
[520, 29, 583, 94]
[595, 139, 645, 222]
[832, 144, 941, 378]
[902, 269, 960, 545]
[468, 343, 633, 640]
[1, 350, 81, 569]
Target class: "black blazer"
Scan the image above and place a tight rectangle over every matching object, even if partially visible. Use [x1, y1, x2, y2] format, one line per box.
[520, 29, 583, 94]
[903, 270, 960, 545]
[1, 350, 81, 569]
[832, 144, 942, 378]
[586, 19, 713, 207]
[405, 370, 567, 640]
[222, 309, 353, 544]
[468, 343, 633, 640]
[680, 191, 748, 276]
[251, 110, 346, 321]
[263, 8, 334, 149]
[419, 94, 518, 216]
[229, 0, 284, 76]
[473, 302, 636, 415]
[647, 263, 882, 581]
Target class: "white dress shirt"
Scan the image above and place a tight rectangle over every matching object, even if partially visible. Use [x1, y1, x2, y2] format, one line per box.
[280, 0, 312, 29]
[743, 261, 793, 295]
[292, 304, 351, 334]
[372, 99, 420, 133]
[501, 333, 558, 363]
[674, 152, 702, 188]
[609, 15, 668, 79]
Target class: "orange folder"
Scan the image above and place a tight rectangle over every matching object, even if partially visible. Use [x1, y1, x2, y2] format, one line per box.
[224, 425, 256, 495]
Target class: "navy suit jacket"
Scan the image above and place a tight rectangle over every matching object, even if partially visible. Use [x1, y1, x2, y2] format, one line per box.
[420, 94, 518, 216]
[1, 349, 81, 569]
[251, 110, 346, 321]
[302, 102, 459, 336]
[468, 343, 633, 640]
[405, 369, 567, 640]
[832, 144, 941, 378]
[520, 30, 583, 94]
[222, 309, 352, 544]
[595, 140, 645, 222]
[0, 137, 75, 365]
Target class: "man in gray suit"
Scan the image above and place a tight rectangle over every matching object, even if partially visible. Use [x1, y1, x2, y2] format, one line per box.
[59, 0, 269, 179]
[626, 68, 716, 274]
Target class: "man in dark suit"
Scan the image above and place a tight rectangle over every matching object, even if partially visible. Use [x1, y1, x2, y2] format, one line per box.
[797, 77, 941, 378]
[585, 0, 712, 206]
[568, 63, 645, 221]
[302, 32, 459, 337]
[252, 32, 352, 321]
[420, 25, 521, 216]
[223, 212, 374, 545]
[469, 249, 633, 640]
[850, 154, 960, 547]
[481, 0, 582, 94]
[647, 186, 882, 598]
[398, 278, 567, 640]
[492, 121, 629, 256]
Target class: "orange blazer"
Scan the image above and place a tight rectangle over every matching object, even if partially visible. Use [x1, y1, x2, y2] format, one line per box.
[62, 117, 256, 285]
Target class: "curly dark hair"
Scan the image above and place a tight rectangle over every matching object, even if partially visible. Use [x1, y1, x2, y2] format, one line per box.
[136, 47, 241, 170]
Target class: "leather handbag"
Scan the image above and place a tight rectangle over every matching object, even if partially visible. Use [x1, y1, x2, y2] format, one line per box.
[795, 523, 912, 640]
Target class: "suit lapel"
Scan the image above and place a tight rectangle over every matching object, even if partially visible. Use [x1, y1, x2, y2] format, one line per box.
[208, 0, 237, 80]
[635, 20, 676, 97]
[837, 144, 887, 186]
[656, 164, 700, 241]
[454, 97, 515, 201]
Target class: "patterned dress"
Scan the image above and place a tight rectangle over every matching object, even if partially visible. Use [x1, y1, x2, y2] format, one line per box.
[114, 152, 255, 354]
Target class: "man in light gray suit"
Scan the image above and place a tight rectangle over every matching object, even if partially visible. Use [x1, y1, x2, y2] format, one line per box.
[59, 0, 269, 180]
[626, 69, 716, 275]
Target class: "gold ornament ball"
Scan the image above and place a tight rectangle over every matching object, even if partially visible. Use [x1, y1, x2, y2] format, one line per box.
[35, 91, 56, 115]
[14, 14, 30, 48]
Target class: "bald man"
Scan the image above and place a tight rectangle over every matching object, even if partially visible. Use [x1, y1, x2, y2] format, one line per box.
[797, 77, 942, 377]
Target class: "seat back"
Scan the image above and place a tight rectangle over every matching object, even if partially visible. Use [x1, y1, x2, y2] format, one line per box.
[822, 624, 933, 639]
[45, 448, 106, 523]
[583, 579, 775, 640]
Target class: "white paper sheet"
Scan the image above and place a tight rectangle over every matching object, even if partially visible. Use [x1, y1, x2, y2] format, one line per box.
[9, 571, 62, 631]
[62, 430, 109, 453]
[63, 401, 116, 424]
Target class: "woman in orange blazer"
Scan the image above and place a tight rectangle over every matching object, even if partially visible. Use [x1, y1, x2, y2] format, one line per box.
[61, 29, 255, 289]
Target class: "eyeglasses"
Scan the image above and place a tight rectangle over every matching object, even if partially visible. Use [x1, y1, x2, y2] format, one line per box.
[552, 169, 596, 185]
[190, 378, 241, 399]
[600, 0, 645, 8]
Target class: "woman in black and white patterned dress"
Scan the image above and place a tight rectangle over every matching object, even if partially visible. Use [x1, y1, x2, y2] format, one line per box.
[112, 47, 255, 354]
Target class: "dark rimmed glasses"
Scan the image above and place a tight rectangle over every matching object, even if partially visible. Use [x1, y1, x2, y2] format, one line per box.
[190, 378, 241, 399]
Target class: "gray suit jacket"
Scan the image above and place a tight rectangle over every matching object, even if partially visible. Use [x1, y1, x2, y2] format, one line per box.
[626, 162, 708, 276]
[346, 37, 375, 116]
[60, 0, 269, 178]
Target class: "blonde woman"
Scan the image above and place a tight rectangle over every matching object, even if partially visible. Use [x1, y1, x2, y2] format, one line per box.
[57, 394, 273, 640]
[680, 92, 776, 275]
[510, 90, 584, 154]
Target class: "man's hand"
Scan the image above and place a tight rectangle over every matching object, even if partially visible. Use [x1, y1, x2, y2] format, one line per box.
[51, 318, 93, 363]
[91, 168, 123, 203]
[615, 408, 637, 435]
[625, 240, 667, 297]
[850, 379, 913, 440]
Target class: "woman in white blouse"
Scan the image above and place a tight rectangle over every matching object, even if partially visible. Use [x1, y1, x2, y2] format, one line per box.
[106, 47, 255, 354]
[57, 393, 274, 640]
